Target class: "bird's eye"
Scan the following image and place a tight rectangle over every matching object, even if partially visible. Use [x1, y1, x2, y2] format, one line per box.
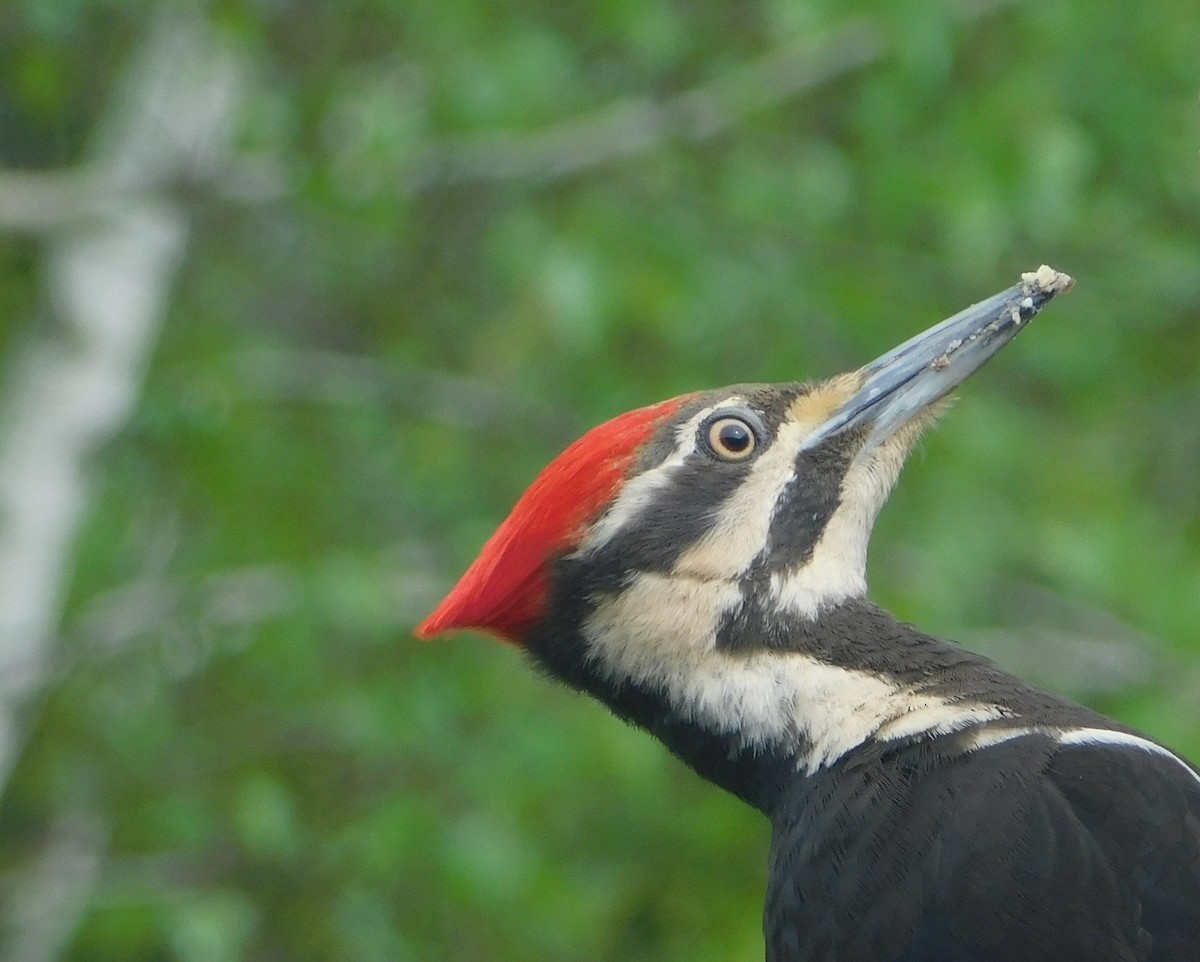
[704, 415, 758, 461]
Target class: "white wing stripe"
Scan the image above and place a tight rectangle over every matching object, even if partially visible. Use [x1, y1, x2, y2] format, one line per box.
[965, 724, 1200, 789]
[1057, 727, 1200, 788]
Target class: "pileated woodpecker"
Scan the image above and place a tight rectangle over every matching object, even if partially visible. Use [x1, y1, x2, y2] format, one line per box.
[418, 266, 1200, 961]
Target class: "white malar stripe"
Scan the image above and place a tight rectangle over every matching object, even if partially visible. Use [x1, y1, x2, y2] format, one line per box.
[583, 571, 1006, 770]
[574, 399, 744, 556]
[1057, 727, 1200, 788]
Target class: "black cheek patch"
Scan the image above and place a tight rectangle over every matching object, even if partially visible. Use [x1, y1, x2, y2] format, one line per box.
[577, 452, 758, 595]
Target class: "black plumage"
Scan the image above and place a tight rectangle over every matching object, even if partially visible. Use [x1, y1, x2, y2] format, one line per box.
[767, 727, 1200, 961]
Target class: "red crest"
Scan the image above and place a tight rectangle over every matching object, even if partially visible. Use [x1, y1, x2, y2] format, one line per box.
[415, 396, 689, 642]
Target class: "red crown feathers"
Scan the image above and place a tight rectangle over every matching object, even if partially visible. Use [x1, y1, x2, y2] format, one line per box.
[415, 396, 689, 643]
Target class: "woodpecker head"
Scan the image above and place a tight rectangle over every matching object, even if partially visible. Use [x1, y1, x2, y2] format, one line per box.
[420, 267, 1071, 641]
[418, 269, 1073, 787]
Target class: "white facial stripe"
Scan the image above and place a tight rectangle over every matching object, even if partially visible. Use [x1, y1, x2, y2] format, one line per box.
[583, 571, 1005, 769]
[675, 420, 808, 580]
[581, 570, 744, 692]
[575, 399, 745, 556]
[768, 443, 909, 618]
[964, 725, 1200, 788]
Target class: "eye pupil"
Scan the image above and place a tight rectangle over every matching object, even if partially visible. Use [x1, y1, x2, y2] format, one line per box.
[719, 422, 750, 452]
[705, 416, 758, 460]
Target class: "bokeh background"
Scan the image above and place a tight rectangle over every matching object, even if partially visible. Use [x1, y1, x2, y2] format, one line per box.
[0, 1, 1198, 959]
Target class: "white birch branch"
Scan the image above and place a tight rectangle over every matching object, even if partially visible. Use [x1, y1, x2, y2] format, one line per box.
[0, 18, 242, 958]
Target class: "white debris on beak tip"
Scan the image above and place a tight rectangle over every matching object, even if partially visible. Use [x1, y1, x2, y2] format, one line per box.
[1021, 264, 1074, 294]
[929, 265, 1073, 370]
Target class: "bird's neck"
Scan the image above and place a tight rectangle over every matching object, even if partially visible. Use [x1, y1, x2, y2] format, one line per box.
[527, 614, 802, 811]
[526, 584, 1091, 815]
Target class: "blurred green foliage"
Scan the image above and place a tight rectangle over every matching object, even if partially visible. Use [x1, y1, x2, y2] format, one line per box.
[0, 0, 1198, 959]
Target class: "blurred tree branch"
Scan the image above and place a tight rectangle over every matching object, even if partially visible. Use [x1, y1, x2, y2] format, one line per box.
[0, 12, 242, 958]
[408, 18, 882, 189]
[0, 10, 240, 788]
[0, 172, 116, 232]
[235, 348, 582, 441]
[1, 813, 106, 962]
[409, 0, 1024, 190]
